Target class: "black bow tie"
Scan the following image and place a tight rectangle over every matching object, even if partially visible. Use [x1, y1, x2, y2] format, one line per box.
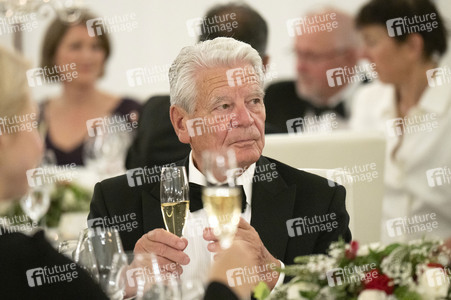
[188, 182, 247, 213]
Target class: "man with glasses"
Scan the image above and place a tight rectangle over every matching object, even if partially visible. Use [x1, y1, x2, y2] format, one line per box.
[265, 8, 362, 133]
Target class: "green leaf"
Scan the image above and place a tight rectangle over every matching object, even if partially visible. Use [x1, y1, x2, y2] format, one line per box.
[253, 281, 271, 300]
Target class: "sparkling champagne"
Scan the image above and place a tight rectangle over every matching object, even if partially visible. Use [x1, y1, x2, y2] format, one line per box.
[161, 201, 189, 237]
[202, 187, 241, 249]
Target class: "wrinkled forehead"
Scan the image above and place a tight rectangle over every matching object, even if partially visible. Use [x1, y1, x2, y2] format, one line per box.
[195, 65, 264, 102]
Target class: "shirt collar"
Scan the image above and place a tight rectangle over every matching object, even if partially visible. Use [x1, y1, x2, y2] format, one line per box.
[188, 151, 255, 206]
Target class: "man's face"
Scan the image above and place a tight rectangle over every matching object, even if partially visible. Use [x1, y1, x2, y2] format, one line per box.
[183, 65, 266, 170]
[295, 31, 355, 104]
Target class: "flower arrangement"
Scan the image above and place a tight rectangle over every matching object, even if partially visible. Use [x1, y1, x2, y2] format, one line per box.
[255, 239, 451, 300]
[5, 181, 92, 228]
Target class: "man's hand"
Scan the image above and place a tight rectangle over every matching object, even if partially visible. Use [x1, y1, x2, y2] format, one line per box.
[134, 228, 190, 276]
[203, 218, 281, 290]
[208, 240, 258, 299]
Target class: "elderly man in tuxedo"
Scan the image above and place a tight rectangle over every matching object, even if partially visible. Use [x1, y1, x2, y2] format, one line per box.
[89, 37, 351, 291]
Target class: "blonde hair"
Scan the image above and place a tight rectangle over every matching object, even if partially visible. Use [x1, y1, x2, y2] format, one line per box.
[0, 46, 30, 127]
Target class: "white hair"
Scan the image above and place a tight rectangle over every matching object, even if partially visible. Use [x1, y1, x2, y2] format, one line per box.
[169, 37, 263, 114]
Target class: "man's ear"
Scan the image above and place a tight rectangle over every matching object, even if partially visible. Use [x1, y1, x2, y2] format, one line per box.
[170, 105, 191, 144]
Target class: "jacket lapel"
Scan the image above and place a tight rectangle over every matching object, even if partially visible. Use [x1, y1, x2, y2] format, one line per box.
[250, 156, 296, 261]
[141, 157, 189, 233]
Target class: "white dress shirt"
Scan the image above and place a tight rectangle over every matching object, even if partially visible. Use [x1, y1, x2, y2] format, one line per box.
[181, 152, 284, 294]
[350, 78, 451, 244]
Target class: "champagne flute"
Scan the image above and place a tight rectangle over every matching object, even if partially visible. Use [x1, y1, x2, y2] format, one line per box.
[202, 149, 242, 249]
[20, 186, 51, 225]
[160, 166, 190, 237]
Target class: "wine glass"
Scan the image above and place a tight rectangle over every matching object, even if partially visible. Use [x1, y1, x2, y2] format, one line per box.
[20, 186, 51, 225]
[202, 149, 242, 249]
[88, 228, 126, 298]
[129, 252, 182, 300]
[73, 228, 100, 281]
[57, 239, 79, 259]
[160, 166, 190, 237]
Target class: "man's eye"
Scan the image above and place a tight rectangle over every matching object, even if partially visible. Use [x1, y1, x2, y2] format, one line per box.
[218, 104, 230, 110]
[251, 98, 262, 104]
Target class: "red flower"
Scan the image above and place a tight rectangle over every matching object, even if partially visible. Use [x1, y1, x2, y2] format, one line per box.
[427, 263, 444, 269]
[345, 240, 359, 260]
[363, 269, 394, 295]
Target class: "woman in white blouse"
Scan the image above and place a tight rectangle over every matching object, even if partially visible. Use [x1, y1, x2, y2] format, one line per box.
[351, 0, 451, 246]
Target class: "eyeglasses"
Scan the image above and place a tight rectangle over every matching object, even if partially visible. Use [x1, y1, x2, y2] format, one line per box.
[294, 48, 349, 63]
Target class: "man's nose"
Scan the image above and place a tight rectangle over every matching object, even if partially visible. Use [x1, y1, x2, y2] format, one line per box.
[234, 103, 254, 127]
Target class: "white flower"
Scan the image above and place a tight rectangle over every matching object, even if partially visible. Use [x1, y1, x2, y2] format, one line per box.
[286, 282, 319, 300]
[357, 290, 388, 300]
[358, 242, 382, 256]
[417, 267, 450, 300]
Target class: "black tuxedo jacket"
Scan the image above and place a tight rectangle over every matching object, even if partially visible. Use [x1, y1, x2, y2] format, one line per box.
[89, 156, 351, 265]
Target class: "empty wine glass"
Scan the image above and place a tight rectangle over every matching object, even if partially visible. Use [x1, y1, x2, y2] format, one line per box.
[88, 228, 126, 298]
[20, 186, 51, 225]
[73, 228, 99, 281]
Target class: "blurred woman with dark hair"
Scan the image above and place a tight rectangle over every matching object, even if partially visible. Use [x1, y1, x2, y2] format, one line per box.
[39, 12, 141, 166]
[351, 0, 451, 245]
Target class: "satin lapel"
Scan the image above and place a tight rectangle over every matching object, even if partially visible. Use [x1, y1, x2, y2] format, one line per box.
[250, 156, 296, 261]
[141, 157, 190, 233]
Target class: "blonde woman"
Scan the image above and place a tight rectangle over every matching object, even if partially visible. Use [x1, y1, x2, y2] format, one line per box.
[0, 46, 107, 299]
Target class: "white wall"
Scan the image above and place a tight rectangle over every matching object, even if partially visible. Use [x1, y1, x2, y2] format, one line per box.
[1, 0, 450, 102]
